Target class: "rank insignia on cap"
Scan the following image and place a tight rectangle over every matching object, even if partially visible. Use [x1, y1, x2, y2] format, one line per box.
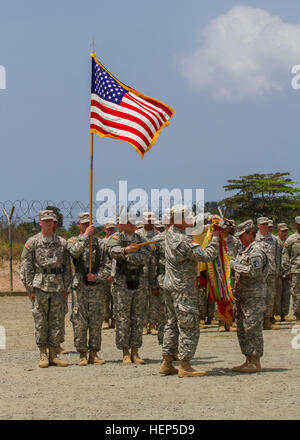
[25, 243, 31, 251]
[192, 242, 201, 247]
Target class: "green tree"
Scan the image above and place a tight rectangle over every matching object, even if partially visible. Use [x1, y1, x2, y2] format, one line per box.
[221, 172, 300, 225]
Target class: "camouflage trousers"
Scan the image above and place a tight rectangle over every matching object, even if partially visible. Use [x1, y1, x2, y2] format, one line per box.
[274, 277, 291, 316]
[291, 274, 300, 318]
[70, 283, 104, 352]
[103, 281, 113, 320]
[198, 287, 215, 319]
[60, 295, 69, 343]
[112, 279, 147, 350]
[32, 288, 65, 347]
[236, 296, 266, 358]
[265, 275, 277, 318]
[157, 289, 167, 345]
[144, 287, 161, 325]
[162, 289, 199, 361]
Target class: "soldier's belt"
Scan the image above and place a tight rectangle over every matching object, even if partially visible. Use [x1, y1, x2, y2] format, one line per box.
[35, 268, 63, 275]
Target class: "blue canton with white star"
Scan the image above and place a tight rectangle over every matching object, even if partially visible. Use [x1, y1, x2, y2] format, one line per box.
[91, 58, 127, 104]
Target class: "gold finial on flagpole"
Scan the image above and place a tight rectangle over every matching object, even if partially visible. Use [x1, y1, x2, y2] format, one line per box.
[91, 38, 96, 56]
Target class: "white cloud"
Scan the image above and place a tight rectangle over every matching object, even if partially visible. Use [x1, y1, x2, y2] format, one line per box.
[179, 6, 300, 100]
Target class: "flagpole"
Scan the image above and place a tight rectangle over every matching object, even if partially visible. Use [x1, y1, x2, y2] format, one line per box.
[89, 132, 94, 273]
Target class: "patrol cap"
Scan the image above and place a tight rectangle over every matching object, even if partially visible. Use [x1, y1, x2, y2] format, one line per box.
[277, 223, 288, 231]
[268, 220, 273, 227]
[118, 211, 137, 224]
[143, 211, 156, 223]
[295, 216, 300, 224]
[104, 221, 115, 229]
[78, 212, 90, 224]
[155, 221, 165, 229]
[163, 208, 171, 224]
[38, 210, 56, 221]
[136, 221, 144, 229]
[52, 213, 58, 222]
[170, 205, 193, 222]
[235, 219, 255, 237]
[257, 217, 269, 225]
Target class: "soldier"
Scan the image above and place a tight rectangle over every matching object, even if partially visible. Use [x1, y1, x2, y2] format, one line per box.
[52, 214, 69, 355]
[107, 213, 152, 364]
[20, 210, 72, 368]
[139, 211, 160, 336]
[274, 223, 292, 322]
[155, 221, 165, 234]
[218, 220, 241, 332]
[255, 217, 281, 330]
[101, 221, 116, 330]
[231, 220, 268, 373]
[282, 217, 300, 327]
[268, 220, 274, 235]
[67, 212, 109, 366]
[160, 206, 220, 377]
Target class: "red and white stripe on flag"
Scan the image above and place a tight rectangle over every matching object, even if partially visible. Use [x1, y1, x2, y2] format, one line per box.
[90, 54, 175, 158]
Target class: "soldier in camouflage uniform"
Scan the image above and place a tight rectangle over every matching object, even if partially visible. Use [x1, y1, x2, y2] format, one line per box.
[274, 223, 293, 322]
[152, 228, 167, 345]
[282, 216, 300, 327]
[67, 212, 110, 366]
[20, 210, 72, 368]
[255, 217, 281, 330]
[231, 220, 268, 373]
[139, 212, 160, 336]
[160, 206, 219, 377]
[101, 221, 116, 330]
[107, 213, 152, 364]
[218, 220, 242, 332]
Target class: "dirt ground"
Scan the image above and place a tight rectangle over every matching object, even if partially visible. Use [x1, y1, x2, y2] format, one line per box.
[0, 296, 300, 420]
[0, 261, 24, 292]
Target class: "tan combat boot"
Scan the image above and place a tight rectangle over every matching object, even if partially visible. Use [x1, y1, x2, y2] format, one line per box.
[39, 346, 49, 368]
[122, 348, 132, 364]
[159, 355, 178, 375]
[232, 356, 250, 372]
[263, 318, 280, 330]
[131, 347, 145, 364]
[178, 360, 206, 378]
[218, 325, 226, 332]
[89, 350, 106, 365]
[229, 326, 237, 332]
[149, 323, 158, 335]
[142, 325, 149, 335]
[102, 320, 110, 330]
[238, 356, 262, 373]
[293, 318, 300, 328]
[78, 351, 88, 366]
[199, 319, 206, 329]
[274, 315, 281, 322]
[49, 346, 68, 367]
[283, 315, 293, 322]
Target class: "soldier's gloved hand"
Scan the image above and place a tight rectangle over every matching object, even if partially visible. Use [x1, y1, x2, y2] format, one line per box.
[29, 293, 35, 302]
[151, 289, 159, 296]
[84, 225, 95, 237]
[87, 273, 96, 282]
[125, 244, 139, 254]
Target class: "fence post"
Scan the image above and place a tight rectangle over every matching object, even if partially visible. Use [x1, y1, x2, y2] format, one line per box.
[2, 206, 15, 294]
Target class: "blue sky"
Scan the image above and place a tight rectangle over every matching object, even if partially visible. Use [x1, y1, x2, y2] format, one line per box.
[1, 0, 300, 208]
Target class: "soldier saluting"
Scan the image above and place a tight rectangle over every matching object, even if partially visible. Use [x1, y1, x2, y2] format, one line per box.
[20, 210, 72, 368]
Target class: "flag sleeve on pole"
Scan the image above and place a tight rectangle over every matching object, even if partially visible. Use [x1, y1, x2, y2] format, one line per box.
[90, 52, 175, 158]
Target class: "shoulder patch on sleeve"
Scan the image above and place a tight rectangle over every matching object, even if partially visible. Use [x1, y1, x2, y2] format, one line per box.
[112, 234, 119, 239]
[25, 242, 31, 251]
[250, 254, 262, 269]
[68, 239, 76, 243]
[192, 242, 201, 247]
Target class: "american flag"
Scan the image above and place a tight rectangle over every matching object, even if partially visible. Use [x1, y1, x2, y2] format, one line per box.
[90, 54, 175, 158]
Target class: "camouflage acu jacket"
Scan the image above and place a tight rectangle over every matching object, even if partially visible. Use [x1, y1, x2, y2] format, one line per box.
[282, 232, 300, 276]
[20, 232, 72, 293]
[163, 225, 219, 293]
[232, 241, 268, 299]
[255, 231, 281, 275]
[67, 234, 110, 288]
